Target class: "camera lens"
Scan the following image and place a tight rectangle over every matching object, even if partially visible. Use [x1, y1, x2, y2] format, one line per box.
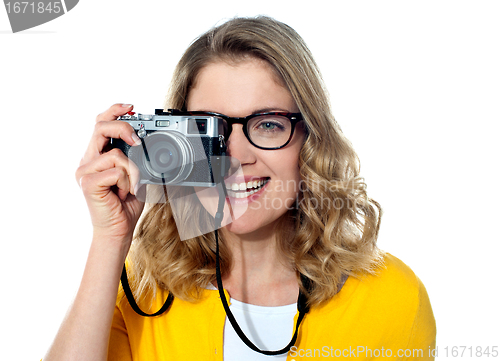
[139, 132, 194, 184]
[149, 142, 178, 174]
[156, 149, 173, 168]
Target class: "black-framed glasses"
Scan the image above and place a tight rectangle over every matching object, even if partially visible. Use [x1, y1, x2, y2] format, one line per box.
[173, 110, 303, 150]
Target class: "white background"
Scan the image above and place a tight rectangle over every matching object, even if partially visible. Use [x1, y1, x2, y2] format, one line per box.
[1, 1, 499, 359]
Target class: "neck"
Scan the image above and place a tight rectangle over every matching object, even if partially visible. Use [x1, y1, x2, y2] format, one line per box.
[218, 222, 299, 306]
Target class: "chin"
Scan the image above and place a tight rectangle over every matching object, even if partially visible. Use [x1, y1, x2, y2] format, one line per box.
[222, 207, 291, 238]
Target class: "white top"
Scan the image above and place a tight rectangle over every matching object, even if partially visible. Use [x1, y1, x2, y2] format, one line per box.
[223, 297, 297, 360]
[205, 284, 297, 360]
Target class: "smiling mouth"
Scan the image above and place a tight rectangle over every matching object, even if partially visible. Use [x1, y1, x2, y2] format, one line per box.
[225, 178, 270, 198]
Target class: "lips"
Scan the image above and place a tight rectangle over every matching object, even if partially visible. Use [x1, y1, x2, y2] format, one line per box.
[225, 177, 270, 198]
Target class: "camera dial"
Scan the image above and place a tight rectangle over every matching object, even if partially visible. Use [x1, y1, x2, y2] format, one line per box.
[137, 123, 147, 139]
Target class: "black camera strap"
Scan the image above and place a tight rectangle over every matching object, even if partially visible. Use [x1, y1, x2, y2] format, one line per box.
[121, 265, 174, 317]
[212, 160, 309, 356]
[214, 229, 309, 355]
[120, 154, 309, 356]
[120, 173, 173, 317]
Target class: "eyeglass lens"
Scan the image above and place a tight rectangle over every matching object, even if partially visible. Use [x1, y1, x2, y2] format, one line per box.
[223, 114, 293, 149]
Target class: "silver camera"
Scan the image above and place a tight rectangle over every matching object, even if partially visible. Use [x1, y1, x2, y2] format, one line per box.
[111, 109, 227, 187]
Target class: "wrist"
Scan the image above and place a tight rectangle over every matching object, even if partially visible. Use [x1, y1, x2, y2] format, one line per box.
[90, 229, 133, 265]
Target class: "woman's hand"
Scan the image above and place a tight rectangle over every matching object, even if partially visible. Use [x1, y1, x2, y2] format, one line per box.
[75, 103, 144, 249]
[45, 104, 144, 361]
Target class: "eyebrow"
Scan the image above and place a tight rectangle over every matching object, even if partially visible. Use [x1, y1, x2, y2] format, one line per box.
[189, 107, 294, 116]
[251, 107, 292, 114]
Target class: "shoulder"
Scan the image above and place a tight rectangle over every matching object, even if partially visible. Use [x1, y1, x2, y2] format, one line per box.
[314, 252, 428, 313]
[374, 253, 436, 350]
[344, 252, 433, 320]
[303, 252, 436, 351]
[365, 252, 424, 298]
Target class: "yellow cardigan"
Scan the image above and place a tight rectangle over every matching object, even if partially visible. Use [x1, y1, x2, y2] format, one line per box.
[109, 253, 436, 360]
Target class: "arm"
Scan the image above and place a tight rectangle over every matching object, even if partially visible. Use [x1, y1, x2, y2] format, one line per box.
[108, 302, 133, 361]
[44, 104, 143, 361]
[404, 278, 437, 361]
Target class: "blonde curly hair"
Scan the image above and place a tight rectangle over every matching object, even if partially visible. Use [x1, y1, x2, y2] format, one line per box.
[129, 16, 383, 307]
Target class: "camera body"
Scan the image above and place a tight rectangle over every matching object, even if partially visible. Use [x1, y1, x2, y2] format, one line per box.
[111, 109, 226, 187]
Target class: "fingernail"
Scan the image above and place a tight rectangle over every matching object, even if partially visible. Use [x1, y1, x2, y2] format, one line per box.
[121, 104, 133, 108]
[131, 132, 142, 146]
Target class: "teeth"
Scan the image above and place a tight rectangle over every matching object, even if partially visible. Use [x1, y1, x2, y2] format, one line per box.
[225, 178, 268, 197]
[230, 189, 259, 198]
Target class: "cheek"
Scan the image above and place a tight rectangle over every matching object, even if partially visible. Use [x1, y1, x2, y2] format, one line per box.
[269, 152, 303, 194]
[274, 130, 305, 191]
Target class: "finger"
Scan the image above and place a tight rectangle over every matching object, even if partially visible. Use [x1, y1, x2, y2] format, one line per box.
[81, 120, 142, 165]
[80, 166, 131, 202]
[76, 148, 140, 196]
[96, 103, 134, 122]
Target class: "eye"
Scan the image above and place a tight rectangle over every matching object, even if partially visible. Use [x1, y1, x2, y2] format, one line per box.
[258, 121, 283, 131]
[246, 114, 294, 148]
[251, 117, 288, 133]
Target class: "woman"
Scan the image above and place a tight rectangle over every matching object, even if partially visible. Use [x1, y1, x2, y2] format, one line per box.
[45, 16, 436, 360]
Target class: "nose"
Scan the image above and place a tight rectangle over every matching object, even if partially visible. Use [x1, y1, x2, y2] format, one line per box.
[225, 124, 257, 165]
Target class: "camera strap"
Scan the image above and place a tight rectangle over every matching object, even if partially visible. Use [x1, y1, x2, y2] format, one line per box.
[120, 264, 174, 317]
[120, 174, 174, 317]
[120, 154, 309, 356]
[213, 170, 309, 356]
